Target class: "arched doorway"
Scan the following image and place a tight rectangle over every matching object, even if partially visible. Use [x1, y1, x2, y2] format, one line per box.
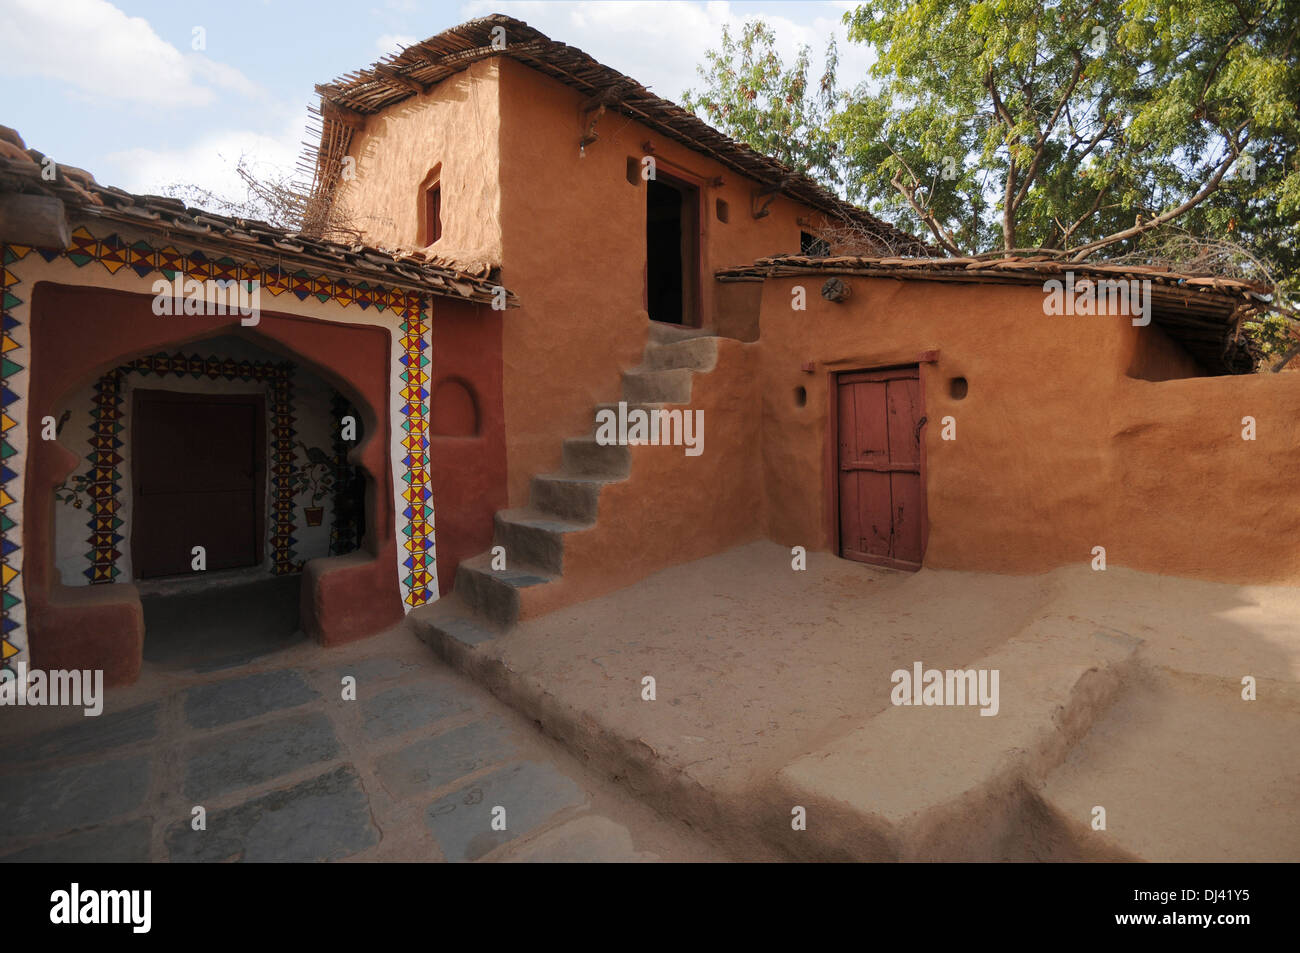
[25, 283, 403, 683]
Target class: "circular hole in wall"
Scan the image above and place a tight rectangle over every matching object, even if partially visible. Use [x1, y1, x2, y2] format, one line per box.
[794, 385, 808, 407]
[949, 376, 968, 400]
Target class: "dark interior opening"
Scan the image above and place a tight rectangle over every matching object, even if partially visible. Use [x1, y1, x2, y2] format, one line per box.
[423, 183, 442, 245]
[800, 230, 830, 256]
[646, 174, 699, 325]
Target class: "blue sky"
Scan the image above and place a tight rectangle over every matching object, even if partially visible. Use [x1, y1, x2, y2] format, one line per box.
[0, 0, 871, 203]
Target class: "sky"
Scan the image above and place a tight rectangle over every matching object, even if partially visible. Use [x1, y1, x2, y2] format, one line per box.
[0, 0, 873, 204]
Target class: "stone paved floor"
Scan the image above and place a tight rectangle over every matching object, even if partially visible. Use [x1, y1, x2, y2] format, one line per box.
[0, 624, 727, 863]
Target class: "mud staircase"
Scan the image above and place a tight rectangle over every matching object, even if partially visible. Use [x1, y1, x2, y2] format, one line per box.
[414, 322, 721, 646]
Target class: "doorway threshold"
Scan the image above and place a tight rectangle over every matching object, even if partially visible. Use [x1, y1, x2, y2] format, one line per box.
[136, 564, 285, 598]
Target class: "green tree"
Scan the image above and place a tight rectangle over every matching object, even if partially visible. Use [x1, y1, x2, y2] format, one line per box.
[834, 0, 1300, 267]
[682, 20, 842, 185]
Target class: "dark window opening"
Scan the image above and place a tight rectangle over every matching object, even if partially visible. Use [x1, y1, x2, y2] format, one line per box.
[422, 183, 442, 245]
[646, 175, 699, 325]
[949, 376, 968, 400]
[801, 230, 830, 257]
[627, 156, 641, 185]
[716, 198, 729, 223]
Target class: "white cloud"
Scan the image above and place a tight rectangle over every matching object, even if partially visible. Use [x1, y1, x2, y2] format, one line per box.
[376, 33, 420, 54]
[458, 0, 873, 103]
[104, 118, 307, 204]
[0, 0, 263, 108]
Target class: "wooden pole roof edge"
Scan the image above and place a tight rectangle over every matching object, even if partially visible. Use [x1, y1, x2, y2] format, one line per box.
[305, 14, 928, 251]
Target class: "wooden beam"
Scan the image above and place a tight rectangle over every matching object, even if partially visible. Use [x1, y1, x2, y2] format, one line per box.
[374, 64, 428, 94]
[318, 97, 367, 132]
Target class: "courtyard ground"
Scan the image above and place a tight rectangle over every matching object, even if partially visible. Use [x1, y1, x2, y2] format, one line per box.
[4, 541, 1297, 863]
[416, 540, 1300, 862]
[0, 593, 727, 863]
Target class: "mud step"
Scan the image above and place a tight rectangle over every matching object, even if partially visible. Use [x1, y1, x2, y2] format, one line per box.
[453, 553, 556, 628]
[409, 594, 504, 657]
[531, 472, 618, 523]
[562, 436, 631, 478]
[493, 508, 588, 576]
[622, 367, 694, 404]
[648, 322, 714, 346]
[773, 620, 1143, 861]
[1033, 668, 1300, 861]
[642, 336, 719, 372]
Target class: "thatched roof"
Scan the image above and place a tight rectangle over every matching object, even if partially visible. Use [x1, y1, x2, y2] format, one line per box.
[716, 254, 1272, 374]
[0, 126, 514, 305]
[305, 13, 931, 256]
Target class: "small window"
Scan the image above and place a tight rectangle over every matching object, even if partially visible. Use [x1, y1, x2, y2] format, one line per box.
[949, 377, 968, 400]
[418, 165, 443, 246]
[800, 231, 830, 256]
[423, 183, 442, 244]
[716, 198, 730, 223]
[627, 156, 641, 185]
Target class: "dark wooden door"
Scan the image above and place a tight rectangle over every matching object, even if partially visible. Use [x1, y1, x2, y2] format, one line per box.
[131, 390, 264, 578]
[837, 367, 925, 570]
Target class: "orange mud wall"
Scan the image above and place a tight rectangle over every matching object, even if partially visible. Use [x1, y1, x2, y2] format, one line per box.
[333, 59, 503, 270]
[428, 299, 508, 596]
[756, 275, 1300, 584]
[495, 57, 821, 506]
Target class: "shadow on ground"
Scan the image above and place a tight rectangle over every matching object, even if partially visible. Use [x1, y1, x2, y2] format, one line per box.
[141, 576, 305, 672]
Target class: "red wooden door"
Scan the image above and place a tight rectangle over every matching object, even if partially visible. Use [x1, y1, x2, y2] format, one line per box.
[837, 367, 924, 570]
[131, 390, 265, 578]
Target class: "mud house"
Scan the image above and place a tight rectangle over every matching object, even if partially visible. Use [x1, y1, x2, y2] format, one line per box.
[0, 14, 1293, 688]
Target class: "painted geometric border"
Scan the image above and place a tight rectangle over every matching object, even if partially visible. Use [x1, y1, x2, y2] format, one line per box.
[1, 224, 437, 673]
[1, 243, 29, 675]
[84, 353, 299, 583]
[398, 298, 434, 608]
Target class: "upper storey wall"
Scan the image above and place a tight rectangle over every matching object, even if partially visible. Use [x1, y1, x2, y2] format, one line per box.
[334, 59, 503, 271]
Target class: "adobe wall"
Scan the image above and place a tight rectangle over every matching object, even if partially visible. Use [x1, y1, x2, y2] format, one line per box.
[334, 59, 504, 269]
[755, 274, 1300, 583]
[495, 56, 826, 504]
[427, 299, 508, 596]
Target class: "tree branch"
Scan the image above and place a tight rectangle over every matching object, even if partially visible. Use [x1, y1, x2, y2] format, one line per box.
[1066, 124, 1250, 262]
